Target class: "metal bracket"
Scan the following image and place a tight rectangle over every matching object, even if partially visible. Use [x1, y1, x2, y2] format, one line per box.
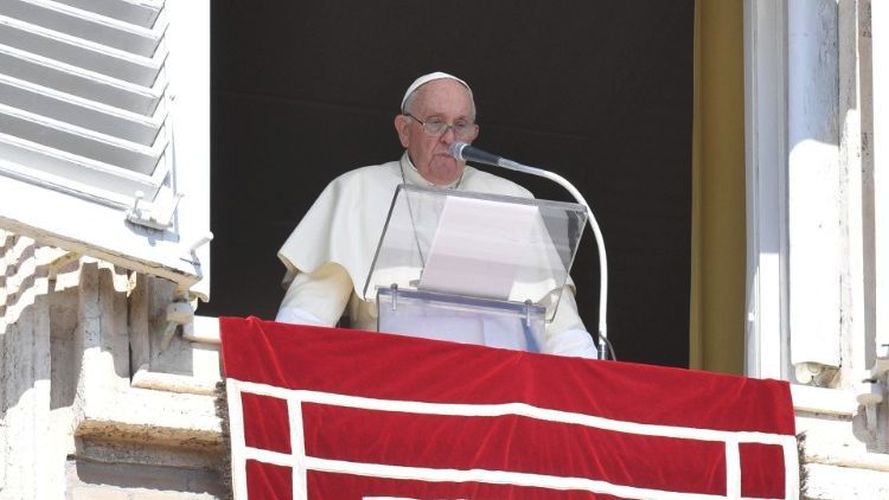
[872, 343, 889, 379]
[523, 299, 533, 327]
[160, 300, 194, 349]
[180, 232, 214, 265]
[126, 190, 184, 230]
[856, 373, 885, 435]
[390, 283, 399, 312]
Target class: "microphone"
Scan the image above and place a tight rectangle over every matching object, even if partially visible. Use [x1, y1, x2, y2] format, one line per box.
[447, 141, 612, 360]
[448, 142, 503, 167]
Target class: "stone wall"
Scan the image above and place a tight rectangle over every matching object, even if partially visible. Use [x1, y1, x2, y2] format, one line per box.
[793, 385, 889, 499]
[1, 230, 224, 499]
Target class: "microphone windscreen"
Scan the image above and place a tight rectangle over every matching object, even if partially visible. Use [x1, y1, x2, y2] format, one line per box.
[448, 142, 469, 161]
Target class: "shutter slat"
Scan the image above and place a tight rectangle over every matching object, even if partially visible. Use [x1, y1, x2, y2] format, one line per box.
[2, 0, 164, 57]
[0, 73, 163, 144]
[52, 0, 162, 29]
[0, 15, 162, 86]
[0, 103, 165, 174]
[0, 43, 163, 115]
[0, 133, 161, 202]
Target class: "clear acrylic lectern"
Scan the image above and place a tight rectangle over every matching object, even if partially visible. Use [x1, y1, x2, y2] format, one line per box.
[364, 184, 587, 352]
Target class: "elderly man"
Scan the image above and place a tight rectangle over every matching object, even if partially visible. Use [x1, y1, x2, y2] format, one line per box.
[276, 72, 597, 358]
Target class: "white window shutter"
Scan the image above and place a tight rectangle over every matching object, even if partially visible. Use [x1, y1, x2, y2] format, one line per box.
[0, 0, 210, 298]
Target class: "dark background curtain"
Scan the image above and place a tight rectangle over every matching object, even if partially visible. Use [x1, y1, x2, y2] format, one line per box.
[206, 1, 695, 368]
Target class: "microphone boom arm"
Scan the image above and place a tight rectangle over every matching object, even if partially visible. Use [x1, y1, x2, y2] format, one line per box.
[494, 157, 609, 360]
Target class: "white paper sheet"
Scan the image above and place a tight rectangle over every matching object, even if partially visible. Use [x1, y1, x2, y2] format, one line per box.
[418, 196, 540, 299]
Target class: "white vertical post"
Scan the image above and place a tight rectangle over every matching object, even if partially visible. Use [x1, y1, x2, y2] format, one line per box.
[837, 0, 869, 385]
[872, 0, 889, 358]
[166, 0, 212, 300]
[787, 0, 843, 376]
[744, 0, 790, 379]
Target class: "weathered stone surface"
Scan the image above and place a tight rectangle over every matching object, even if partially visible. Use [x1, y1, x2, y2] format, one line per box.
[67, 458, 223, 499]
[804, 463, 889, 499]
[2, 239, 225, 499]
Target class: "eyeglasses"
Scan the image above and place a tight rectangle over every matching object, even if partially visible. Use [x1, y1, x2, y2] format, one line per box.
[404, 113, 477, 140]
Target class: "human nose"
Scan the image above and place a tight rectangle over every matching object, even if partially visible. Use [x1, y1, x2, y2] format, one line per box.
[438, 125, 457, 144]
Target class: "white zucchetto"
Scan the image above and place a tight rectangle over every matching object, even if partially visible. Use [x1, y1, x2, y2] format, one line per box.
[400, 71, 472, 113]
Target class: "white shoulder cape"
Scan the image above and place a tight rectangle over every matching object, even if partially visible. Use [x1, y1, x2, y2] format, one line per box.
[278, 152, 533, 298]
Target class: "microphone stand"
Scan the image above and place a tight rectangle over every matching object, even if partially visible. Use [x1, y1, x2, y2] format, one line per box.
[492, 157, 610, 360]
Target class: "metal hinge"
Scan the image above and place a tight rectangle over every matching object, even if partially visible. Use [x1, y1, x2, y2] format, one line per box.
[126, 189, 183, 230]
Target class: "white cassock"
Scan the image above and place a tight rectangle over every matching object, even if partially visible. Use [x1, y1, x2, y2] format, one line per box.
[277, 151, 597, 358]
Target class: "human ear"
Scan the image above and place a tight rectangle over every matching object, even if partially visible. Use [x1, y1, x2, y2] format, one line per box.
[394, 114, 410, 148]
[466, 124, 479, 143]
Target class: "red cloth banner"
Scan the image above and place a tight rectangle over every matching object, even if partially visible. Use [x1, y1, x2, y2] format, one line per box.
[221, 317, 798, 499]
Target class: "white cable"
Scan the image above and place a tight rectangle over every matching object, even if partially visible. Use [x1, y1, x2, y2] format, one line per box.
[498, 158, 609, 359]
